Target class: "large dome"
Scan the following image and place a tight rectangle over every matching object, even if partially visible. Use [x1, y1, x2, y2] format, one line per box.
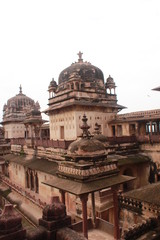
[58, 52, 104, 84]
[2, 85, 40, 126]
[3, 85, 38, 114]
[6, 85, 35, 111]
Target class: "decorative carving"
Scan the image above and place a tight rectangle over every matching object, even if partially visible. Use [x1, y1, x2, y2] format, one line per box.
[80, 114, 91, 139]
[77, 51, 83, 62]
[42, 197, 66, 221]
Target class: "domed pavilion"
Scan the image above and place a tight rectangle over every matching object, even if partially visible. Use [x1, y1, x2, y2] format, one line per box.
[44, 52, 125, 141]
[1, 86, 41, 139]
[43, 114, 135, 239]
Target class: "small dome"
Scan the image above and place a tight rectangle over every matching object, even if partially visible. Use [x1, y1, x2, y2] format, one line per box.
[93, 122, 109, 144]
[106, 75, 114, 84]
[68, 114, 107, 158]
[106, 75, 116, 89]
[0, 204, 22, 235]
[26, 108, 41, 117]
[58, 52, 104, 84]
[49, 78, 57, 88]
[68, 137, 107, 158]
[93, 134, 108, 143]
[43, 198, 66, 221]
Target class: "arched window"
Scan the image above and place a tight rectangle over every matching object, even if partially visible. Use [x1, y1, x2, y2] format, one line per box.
[75, 82, 79, 90]
[71, 83, 74, 90]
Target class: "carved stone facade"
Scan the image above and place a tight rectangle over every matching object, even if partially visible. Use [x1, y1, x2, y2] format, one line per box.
[2, 53, 160, 239]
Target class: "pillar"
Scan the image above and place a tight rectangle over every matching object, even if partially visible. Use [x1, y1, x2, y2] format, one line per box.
[112, 186, 120, 240]
[25, 124, 29, 139]
[59, 190, 66, 205]
[157, 121, 159, 134]
[28, 170, 31, 189]
[35, 173, 39, 193]
[150, 121, 153, 135]
[91, 192, 97, 228]
[80, 193, 89, 239]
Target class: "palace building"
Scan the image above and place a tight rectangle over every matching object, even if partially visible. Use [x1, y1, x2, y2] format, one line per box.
[1, 53, 160, 240]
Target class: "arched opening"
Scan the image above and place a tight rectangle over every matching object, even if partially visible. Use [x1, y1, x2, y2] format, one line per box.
[71, 83, 74, 90]
[81, 83, 85, 89]
[75, 82, 79, 90]
[149, 161, 157, 183]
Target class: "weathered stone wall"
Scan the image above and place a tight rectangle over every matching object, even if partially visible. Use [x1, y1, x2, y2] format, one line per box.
[49, 107, 116, 141]
[119, 162, 150, 190]
[120, 208, 144, 233]
[4, 123, 25, 139]
[38, 172, 60, 203]
[140, 143, 160, 163]
[56, 227, 87, 240]
[9, 161, 26, 188]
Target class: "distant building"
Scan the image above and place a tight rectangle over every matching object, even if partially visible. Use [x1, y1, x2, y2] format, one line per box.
[1, 85, 41, 139]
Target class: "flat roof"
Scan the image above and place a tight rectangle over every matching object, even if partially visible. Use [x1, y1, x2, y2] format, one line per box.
[124, 182, 160, 206]
[3, 154, 58, 175]
[43, 174, 135, 196]
[117, 154, 150, 166]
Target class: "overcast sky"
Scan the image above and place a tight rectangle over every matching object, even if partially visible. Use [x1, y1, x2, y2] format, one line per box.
[0, 0, 160, 121]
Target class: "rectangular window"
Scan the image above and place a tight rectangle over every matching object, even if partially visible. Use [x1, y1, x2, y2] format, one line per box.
[60, 126, 64, 139]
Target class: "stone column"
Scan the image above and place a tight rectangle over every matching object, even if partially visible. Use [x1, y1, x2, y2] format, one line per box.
[1, 164, 5, 175]
[115, 125, 117, 137]
[25, 171, 29, 188]
[157, 121, 159, 134]
[35, 172, 39, 193]
[112, 186, 120, 240]
[59, 190, 66, 205]
[150, 121, 153, 135]
[91, 192, 97, 228]
[28, 170, 31, 189]
[25, 124, 29, 139]
[135, 123, 139, 136]
[80, 193, 89, 239]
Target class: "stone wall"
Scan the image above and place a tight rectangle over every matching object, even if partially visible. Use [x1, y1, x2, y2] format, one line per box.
[57, 227, 87, 240]
[4, 122, 26, 139]
[119, 162, 150, 190]
[49, 106, 116, 141]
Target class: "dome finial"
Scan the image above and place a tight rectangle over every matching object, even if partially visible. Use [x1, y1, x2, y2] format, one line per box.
[77, 51, 83, 63]
[80, 114, 91, 139]
[19, 85, 22, 94]
[94, 122, 101, 135]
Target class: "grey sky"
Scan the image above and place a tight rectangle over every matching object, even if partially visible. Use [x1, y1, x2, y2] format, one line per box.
[0, 0, 160, 121]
